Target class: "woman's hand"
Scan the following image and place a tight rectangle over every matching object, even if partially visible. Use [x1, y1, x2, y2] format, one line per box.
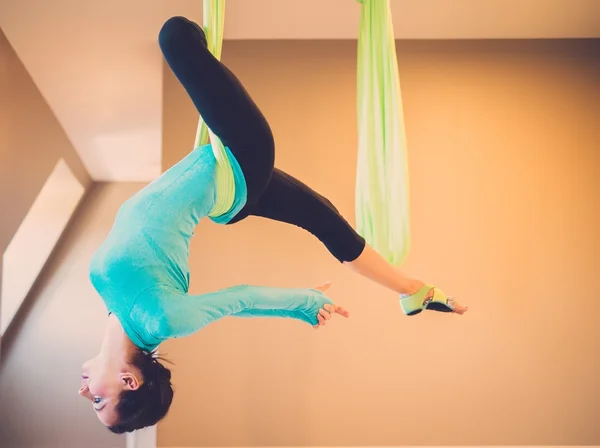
[312, 282, 350, 329]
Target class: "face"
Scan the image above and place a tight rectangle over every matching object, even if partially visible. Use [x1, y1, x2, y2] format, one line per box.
[79, 356, 141, 426]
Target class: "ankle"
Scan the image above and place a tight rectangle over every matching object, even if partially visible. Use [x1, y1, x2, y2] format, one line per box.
[400, 280, 425, 295]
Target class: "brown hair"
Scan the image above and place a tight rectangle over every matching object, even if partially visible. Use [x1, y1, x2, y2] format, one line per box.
[107, 349, 174, 434]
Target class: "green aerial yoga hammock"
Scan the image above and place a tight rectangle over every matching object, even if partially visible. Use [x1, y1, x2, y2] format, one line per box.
[194, 0, 235, 217]
[197, 0, 410, 256]
[355, 0, 411, 265]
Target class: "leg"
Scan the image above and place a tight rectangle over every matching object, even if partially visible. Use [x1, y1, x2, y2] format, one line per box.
[250, 169, 420, 294]
[249, 169, 468, 314]
[250, 169, 366, 264]
[348, 246, 467, 314]
[158, 16, 274, 204]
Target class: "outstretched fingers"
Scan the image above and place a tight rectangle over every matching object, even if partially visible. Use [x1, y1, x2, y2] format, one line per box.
[313, 303, 350, 329]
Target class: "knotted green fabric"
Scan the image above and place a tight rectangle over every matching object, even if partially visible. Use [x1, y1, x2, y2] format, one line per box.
[355, 0, 411, 265]
[194, 0, 236, 217]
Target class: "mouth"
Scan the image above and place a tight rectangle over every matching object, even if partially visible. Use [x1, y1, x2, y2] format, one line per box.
[81, 375, 89, 380]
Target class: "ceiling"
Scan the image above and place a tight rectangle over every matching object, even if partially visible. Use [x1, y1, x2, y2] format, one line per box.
[2, 0, 599, 181]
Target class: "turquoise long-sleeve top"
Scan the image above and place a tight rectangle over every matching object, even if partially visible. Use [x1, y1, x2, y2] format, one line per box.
[89, 144, 333, 352]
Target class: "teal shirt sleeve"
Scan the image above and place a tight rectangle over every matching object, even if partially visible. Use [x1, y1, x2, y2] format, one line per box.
[146, 284, 334, 339]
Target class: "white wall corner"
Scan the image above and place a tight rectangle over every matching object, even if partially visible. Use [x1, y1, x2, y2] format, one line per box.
[127, 425, 157, 448]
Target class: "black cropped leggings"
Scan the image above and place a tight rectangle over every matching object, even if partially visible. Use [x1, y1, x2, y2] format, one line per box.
[158, 16, 365, 263]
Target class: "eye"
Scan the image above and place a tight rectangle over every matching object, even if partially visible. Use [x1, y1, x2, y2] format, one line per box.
[93, 397, 102, 404]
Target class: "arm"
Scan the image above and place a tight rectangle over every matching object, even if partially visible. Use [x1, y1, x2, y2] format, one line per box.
[153, 284, 334, 339]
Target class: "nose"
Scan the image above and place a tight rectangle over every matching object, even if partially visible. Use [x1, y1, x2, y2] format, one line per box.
[79, 383, 92, 401]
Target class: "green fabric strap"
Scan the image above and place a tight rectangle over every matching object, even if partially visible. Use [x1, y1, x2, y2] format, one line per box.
[355, 0, 411, 265]
[194, 0, 236, 217]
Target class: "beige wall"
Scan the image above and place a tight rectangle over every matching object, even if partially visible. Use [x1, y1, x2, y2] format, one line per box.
[160, 39, 600, 447]
[0, 28, 107, 447]
[0, 28, 91, 336]
[0, 27, 91, 253]
[0, 183, 147, 447]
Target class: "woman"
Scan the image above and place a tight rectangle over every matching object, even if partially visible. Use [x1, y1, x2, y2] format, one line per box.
[78, 16, 468, 434]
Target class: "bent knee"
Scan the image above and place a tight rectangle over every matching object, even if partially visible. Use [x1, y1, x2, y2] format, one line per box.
[158, 16, 205, 48]
[159, 16, 188, 39]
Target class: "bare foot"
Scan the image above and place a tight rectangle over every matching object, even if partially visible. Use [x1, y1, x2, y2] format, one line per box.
[448, 296, 469, 315]
[423, 288, 469, 315]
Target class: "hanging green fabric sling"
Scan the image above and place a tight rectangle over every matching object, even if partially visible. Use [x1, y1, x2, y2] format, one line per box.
[195, 0, 411, 255]
[194, 0, 236, 218]
[355, 0, 411, 265]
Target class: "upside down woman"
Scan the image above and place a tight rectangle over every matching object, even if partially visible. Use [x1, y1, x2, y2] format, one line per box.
[78, 16, 468, 434]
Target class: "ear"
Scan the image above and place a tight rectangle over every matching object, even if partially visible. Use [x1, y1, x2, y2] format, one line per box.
[121, 372, 142, 391]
